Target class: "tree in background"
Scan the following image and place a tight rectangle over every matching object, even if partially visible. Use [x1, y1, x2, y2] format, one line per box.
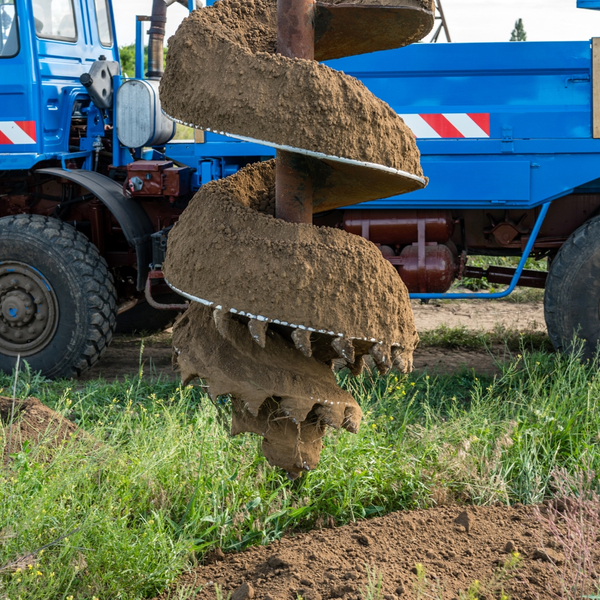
[510, 19, 527, 42]
[118, 45, 168, 78]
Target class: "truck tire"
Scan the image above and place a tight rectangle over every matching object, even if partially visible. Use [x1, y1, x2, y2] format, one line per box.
[544, 215, 600, 360]
[0, 215, 117, 379]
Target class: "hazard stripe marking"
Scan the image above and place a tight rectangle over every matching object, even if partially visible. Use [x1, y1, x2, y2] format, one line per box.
[398, 113, 491, 139]
[0, 121, 37, 145]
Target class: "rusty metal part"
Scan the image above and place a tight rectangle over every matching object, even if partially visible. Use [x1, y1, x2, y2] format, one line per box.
[276, 152, 314, 224]
[117, 298, 139, 315]
[277, 0, 315, 60]
[314, 2, 435, 61]
[485, 213, 530, 246]
[276, 0, 316, 224]
[145, 270, 188, 310]
[388, 244, 456, 294]
[148, 0, 168, 79]
[343, 209, 454, 244]
[125, 161, 191, 199]
[463, 265, 547, 289]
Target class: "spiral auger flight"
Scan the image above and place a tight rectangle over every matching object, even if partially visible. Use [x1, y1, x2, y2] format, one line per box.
[160, 0, 434, 477]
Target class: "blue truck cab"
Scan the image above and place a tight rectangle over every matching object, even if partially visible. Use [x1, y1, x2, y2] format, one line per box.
[0, 0, 119, 170]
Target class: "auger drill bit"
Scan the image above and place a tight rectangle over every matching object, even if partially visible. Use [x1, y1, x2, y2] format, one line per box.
[161, 0, 435, 477]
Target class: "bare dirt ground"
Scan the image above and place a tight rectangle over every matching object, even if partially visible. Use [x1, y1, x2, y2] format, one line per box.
[81, 300, 546, 382]
[154, 503, 586, 600]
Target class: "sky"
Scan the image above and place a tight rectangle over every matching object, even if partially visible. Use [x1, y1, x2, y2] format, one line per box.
[112, 0, 600, 47]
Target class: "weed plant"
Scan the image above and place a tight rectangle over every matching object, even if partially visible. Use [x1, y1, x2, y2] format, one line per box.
[0, 342, 599, 599]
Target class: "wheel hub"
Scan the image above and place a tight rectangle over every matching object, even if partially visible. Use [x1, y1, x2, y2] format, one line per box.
[0, 262, 59, 357]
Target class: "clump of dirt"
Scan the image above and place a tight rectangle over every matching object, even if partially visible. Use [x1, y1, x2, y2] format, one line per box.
[154, 504, 583, 600]
[164, 161, 418, 361]
[160, 0, 422, 177]
[173, 303, 362, 476]
[0, 396, 78, 457]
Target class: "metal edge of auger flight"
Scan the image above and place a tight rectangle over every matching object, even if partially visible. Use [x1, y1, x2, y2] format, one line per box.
[163, 112, 428, 186]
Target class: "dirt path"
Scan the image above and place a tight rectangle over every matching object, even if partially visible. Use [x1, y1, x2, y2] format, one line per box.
[79, 301, 545, 382]
[154, 503, 579, 600]
[411, 300, 546, 333]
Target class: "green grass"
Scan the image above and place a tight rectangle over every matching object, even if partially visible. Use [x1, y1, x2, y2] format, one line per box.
[418, 324, 553, 352]
[453, 255, 547, 302]
[0, 341, 599, 599]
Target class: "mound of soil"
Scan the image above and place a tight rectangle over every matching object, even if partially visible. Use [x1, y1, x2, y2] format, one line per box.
[154, 504, 584, 600]
[160, 0, 423, 178]
[0, 396, 78, 457]
[164, 161, 418, 362]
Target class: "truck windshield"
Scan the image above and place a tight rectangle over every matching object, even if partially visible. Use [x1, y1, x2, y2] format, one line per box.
[33, 0, 77, 42]
[94, 0, 112, 47]
[0, 0, 19, 58]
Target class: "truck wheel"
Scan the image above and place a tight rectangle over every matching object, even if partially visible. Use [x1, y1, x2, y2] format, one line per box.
[0, 215, 117, 379]
[544, 215, 600, 360]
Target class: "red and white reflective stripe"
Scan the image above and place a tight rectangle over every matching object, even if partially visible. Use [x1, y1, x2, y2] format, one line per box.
[0, 121, 37, 145]
[399, 113, 490, 139]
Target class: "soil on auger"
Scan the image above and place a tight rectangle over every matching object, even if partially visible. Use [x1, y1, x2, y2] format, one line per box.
[161, 0, 433, 478]
[159, 0, 424, 175]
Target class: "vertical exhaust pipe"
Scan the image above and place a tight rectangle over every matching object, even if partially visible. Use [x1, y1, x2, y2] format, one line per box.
[147, 0, 168, 79]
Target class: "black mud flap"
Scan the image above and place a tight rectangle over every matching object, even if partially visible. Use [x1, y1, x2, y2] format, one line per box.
[36, 168, 155, 290]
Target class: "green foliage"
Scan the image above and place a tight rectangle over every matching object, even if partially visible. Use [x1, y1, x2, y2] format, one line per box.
[0, 338, 599, 599]
[118, 44, 168, 78]
[510, 19, 527, 42]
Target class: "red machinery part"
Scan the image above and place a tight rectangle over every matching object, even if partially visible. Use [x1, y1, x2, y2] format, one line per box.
[125, 160, 191, 199]
[343, 209, 454, 244]
[388, 244, 456, 294]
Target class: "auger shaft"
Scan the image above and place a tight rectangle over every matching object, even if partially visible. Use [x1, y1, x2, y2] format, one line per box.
[276, 0, 316, 224]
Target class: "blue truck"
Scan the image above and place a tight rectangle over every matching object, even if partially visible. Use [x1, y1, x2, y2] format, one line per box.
[1, 0, 600, 378]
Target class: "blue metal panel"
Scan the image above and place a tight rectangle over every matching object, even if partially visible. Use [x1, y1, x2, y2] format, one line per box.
[327, 42, 593, 142]
[0, 0, 118, 171]
[578, 0, 600, 9]
[0, 0, 40, 161]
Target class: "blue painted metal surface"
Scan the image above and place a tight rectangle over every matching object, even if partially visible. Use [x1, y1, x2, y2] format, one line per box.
[578, 0, 600, 9]
[0, 0, 119, 171]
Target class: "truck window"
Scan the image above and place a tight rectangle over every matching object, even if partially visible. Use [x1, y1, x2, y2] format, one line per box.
[33, 0, 77, 42]
[0, 0, 19, 58]
[94, 0, 112, 47]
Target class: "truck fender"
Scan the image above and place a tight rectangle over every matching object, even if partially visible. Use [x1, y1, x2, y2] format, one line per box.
[36, 168, 154, 290]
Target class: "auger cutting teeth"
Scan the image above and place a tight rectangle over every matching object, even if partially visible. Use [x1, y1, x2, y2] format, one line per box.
[248, 318, 269, 348]
[369, 343, 392, 375]
[392, 347, 406, 372]
[348, 355, 366, 377]
[291, 329, 313, 357]
[332, 336, 356, 364]
[213, 308, 228, 338]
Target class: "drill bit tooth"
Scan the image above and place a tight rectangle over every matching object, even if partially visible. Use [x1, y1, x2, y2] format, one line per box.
[369, 343, 392, 376]
[248, 318, 268, 348]
[331, 336, 355, 364]
[342, 406, 361, 434]
[349, 355, 365, 377]
[291, 328, 312, 357]
[212, 308, 228, 338]
[392, 346, 406, 373]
